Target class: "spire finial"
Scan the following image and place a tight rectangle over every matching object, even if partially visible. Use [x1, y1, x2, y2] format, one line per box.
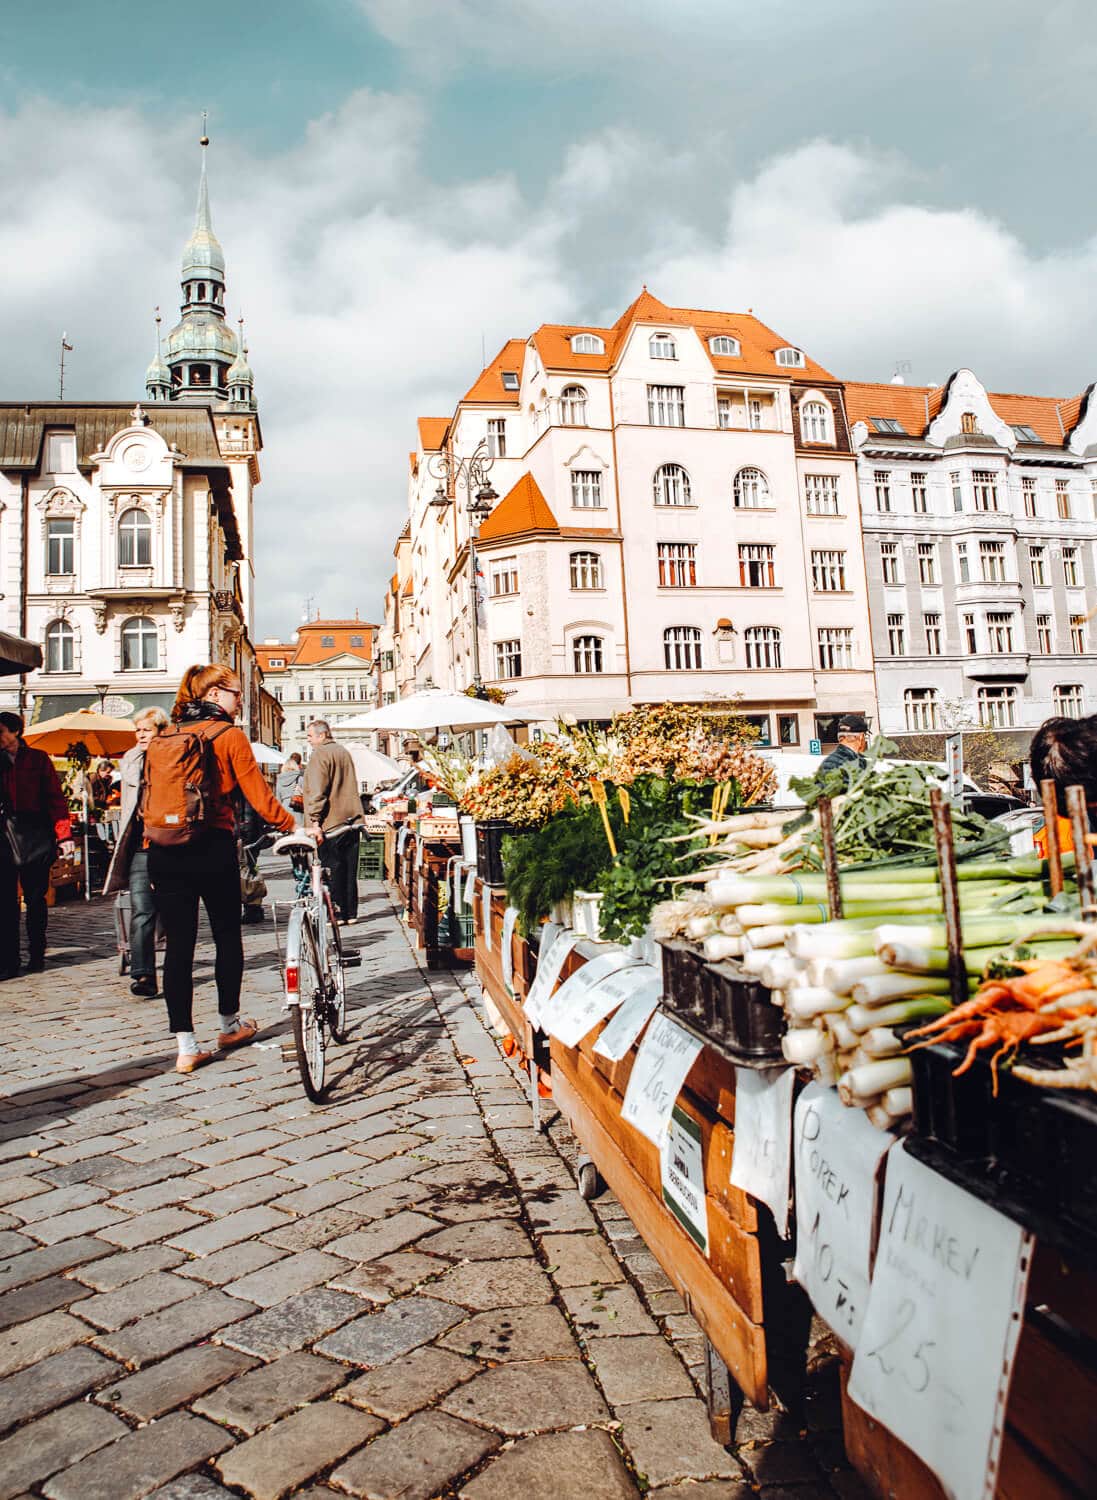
[195, 118, 212, 231]
[154, 306, 163, 355]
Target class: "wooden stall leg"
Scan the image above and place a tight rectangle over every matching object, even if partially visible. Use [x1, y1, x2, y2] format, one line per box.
[705, 1337, 741, 1446]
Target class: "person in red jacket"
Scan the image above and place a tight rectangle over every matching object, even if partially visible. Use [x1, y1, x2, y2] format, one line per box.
[149, 665, 295, 1074]
[0, 711, 74, 978]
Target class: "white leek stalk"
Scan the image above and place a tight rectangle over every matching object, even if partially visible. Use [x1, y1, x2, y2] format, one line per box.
[742, 924, 796, 949]
[787, 986, 849, 1021]
[686, 915, 718, 940]
[702, 933, 743, 962]
[782, 1028, 833, 1066]
[884, 1086, 913, 1115]
[851, 973, 954, 1006]
[839, 1057, 913, 1104]
[861, 1026, 903, 1057]
[816, 956, 889, 993]
[813, 1052, 840, 1087]
[846, 996, 950, 1034]
[825, 1013, 860, 1052]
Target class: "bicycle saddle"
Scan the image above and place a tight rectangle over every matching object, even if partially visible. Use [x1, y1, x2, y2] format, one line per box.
[273, 832, 317, 856]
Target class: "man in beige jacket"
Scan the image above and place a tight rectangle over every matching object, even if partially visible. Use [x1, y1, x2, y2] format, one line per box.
[303, 720, 364, 923]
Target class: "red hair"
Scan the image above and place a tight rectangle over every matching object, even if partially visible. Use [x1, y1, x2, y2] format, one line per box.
[172, 664, 241, 722]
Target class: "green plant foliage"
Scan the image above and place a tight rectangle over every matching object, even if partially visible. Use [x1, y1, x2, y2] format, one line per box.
[502, 802, 619, 936]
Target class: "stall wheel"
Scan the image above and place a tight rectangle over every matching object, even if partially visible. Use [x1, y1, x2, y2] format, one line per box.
[577, 1156, 603, 1200]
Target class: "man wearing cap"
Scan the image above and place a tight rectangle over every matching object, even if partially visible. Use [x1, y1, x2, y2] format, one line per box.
[818, 714, 869, 781]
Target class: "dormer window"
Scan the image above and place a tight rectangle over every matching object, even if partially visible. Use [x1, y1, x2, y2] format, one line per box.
[501, 371, 519, 390]
[1012, 423, 1041, 444]
[776, 347, 805, 368]
[960, 411, 978, 434]
[321, 635, 335, 649]
[709, 335, 740, 357]
[800, 398, 834, 444]
[871, 417, 906, 435]
[570, 333, 604, 355]
[650, 333, 677, 359]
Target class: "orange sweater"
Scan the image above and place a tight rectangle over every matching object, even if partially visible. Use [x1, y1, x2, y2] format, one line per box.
[205, 724, 295, 835]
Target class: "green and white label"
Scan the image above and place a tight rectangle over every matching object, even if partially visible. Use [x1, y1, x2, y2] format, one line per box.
[661, 1105, 709, 1255]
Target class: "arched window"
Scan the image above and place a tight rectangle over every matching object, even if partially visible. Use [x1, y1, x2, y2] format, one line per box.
[573, 634, 604, 674]
[800, 400, 833, 443]
[653, 463, 691, 506]
[961, 411, 978, 435]
[776, 346, 805, 368]
[650, 332, 676, 359]
[570, 333, 604, 355]
[664, 626, 703, 671]
[121, 616, 158, 672]
[44, 619, 74, 674]
[197, 283, 206, 301]
[904, 688, 940, 732]
[743, 626, 782, 669]
[709, 335, 740, 357]
[118, 507, 152, 567]
[733, 468, 770, 509]
[569, 553, 603, 590]
[560, 385, 588, 425]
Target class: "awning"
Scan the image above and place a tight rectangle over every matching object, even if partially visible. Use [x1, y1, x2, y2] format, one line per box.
[0, 630, 42, 676]
[29, 691, 177, 724]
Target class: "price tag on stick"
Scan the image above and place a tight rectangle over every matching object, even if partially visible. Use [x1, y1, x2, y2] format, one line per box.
[730, 1066, 795, 1238]
[848, 1143, 1032, 1500]
[621, 1012, 703, 1146]
[593, 976, 663, 1061]
[793, 1082, 894, 1349]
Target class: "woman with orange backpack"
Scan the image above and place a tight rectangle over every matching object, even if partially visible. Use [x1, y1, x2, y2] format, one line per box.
[145, 665, 295, 1074]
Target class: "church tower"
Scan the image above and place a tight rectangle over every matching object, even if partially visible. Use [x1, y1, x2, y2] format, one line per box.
[148, 135, 253, 408]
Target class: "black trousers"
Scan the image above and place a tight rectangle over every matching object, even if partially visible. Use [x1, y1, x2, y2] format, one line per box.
[321, 828, 360, 921]
[149, 830, 243, 1033]
[0, 853, 50, 973]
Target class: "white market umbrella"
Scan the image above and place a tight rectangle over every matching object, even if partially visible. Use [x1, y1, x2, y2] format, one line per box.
[250, 742, 285, 767]
[336, 688, 533, 733]
[342, 743, 403, 790]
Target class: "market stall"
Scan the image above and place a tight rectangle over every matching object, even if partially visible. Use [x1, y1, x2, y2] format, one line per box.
[461, 712, 1097, 1500]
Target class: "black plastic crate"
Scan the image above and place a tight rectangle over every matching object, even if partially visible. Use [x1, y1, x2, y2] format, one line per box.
[659, 941, 706, 1025]
[474, 819, 513, 887]
[701, 961, 785, 1061]
[907, 1038, 1097, 1264]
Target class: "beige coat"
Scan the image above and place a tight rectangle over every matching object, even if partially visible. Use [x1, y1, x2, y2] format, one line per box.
[303, 739, 363, 833]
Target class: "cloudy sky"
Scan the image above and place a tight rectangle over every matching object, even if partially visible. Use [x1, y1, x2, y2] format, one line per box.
[4, 0, 1097, 639]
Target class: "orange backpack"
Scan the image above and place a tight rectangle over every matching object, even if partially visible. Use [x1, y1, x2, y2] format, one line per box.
[140, 721, 233, 847]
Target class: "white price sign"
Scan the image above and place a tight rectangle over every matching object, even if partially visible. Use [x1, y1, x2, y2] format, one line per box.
[523, 930, 581, 1029]
[552, 961, 659, 1050]
[592, 975, 663, 1061]
[500, 906, 519, 993]
[793, 1082, 893, 1349]
[621, 1012, 703, 1146]
[463, 868, 476, 909]
[729, 1066, 795, 1238]
[661, 1105, 709, 1254]
[849, 1144, 1032, 1500]
[482, 889, 493, 950]
[541, 949, 641, 1043]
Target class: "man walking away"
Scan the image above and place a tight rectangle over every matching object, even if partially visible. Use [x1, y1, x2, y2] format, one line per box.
[0, 711, 74, 978]
[818, 715, 870, 783]
[303, 720, 363, 924]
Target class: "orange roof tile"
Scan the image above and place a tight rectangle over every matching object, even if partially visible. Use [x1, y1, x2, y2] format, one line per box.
[845, 379, 1084, 446]
[291, 622, 375, 666]
[527, 289, 835, 383]
[417, 417, 450, 451]
[462, 339, 527, 405]
[478, 472, 559, 542]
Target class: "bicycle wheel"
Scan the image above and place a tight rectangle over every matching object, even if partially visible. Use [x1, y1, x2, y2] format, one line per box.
[323, 888, 348, 1043]
[290, 914, 327, 1101]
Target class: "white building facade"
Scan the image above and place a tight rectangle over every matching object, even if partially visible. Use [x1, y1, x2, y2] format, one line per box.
[397, 292, 877, 749]
[848, 370, 1097, 749]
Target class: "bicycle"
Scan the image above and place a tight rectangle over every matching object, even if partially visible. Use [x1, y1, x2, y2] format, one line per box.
[271, 828, 360, 1101]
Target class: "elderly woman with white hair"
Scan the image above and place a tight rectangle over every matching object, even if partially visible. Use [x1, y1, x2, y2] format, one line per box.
[105, 706, 169, 997]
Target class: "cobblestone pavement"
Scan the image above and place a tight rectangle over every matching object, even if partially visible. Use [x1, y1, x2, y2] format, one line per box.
[0, 867, 867, 1500]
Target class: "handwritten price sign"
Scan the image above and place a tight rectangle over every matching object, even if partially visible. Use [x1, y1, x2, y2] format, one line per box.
[621, 1011, 703, 1146]
[592, 974, 663, 1062]
[849, 1144, 1032, 1500]
[523, 930, 581, 1029]
[793, 1083, 893, 1349]
[729, 1066, 795, 1237]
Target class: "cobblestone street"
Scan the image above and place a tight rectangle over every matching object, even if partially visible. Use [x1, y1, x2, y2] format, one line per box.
[0, 867, 862, 1500]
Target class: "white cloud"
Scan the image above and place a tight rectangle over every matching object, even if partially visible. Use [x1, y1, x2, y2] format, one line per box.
[4, 93, 1097, 643]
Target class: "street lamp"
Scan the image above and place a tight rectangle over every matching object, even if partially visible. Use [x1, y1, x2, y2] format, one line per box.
[93, 682, 110, 713]
[427, 439, 497, 693]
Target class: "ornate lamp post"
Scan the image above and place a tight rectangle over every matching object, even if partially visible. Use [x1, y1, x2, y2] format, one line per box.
[93, 682, 110, 713]
[429, 439, 497, 694]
